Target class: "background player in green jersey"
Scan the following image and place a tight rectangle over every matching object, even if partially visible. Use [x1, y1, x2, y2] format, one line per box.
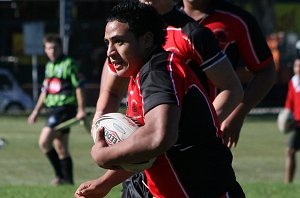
[28, 34, 86, 185]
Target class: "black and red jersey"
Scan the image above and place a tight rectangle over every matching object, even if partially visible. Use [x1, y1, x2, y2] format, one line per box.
[126, 48, 237, 197]
[182, 0, 273, 71]
[163, 7, 226, 99]
[108, 7, 227, 100]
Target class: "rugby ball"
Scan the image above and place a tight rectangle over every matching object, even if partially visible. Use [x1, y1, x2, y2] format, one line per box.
[92, 113, 155, 172]
[277, 108, 295, 134]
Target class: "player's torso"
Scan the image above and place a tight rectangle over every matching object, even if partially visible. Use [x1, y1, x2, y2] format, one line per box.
[126, 52, 230, 197]
[199, 11, 241, 69]
[44, 57, 77, 107]
[201, 13, 236, 50]
[126, 75, 145, 125]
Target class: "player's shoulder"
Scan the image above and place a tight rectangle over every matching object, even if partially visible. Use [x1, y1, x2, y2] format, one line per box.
[213, 0, 258, 24]
[141, 49, 170, 72]
[140, 49, 183, 75]
[61, 56, 80, 69]
[186, 22, 215, 39]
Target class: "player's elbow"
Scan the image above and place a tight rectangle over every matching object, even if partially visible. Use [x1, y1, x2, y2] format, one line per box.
[90, 147, 109, 168]
[150, 129, 178, 154]
[231, 81, 244, 104]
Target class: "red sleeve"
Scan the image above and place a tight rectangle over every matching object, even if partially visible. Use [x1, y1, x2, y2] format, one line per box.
[285, 80, 294, 112]
[235, 21, 273, 72]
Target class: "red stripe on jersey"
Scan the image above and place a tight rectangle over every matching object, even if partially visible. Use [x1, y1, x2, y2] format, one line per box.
[145, 155, 189, 198]
[166, 52, 222, 137]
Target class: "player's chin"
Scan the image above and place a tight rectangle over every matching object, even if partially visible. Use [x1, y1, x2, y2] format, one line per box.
[116, 70, 130, 77]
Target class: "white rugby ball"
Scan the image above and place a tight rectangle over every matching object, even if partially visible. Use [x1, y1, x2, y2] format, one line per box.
[93, 113, 140, 145]
[93, 113, 155, 172]
[277, 108, 295, 134]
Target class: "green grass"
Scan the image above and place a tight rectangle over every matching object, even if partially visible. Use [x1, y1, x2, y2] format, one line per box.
[1, 114, 300, 197]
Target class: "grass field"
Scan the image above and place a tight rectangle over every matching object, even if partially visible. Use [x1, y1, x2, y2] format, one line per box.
[1, 114, 300, 197]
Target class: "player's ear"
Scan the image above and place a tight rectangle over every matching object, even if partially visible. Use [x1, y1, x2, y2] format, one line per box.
[140, 32, 154, 48]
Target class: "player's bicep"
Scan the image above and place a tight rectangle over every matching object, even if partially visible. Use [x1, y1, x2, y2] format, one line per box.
[204, 57, 241, 90]
[143, 104, 180, 153]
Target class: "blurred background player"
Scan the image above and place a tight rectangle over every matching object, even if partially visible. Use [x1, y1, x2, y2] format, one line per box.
[27, 34, 86, 185]
[283, 56, 300, 183]
[75, 2, 245, 197]
[179, 0, 276, 148]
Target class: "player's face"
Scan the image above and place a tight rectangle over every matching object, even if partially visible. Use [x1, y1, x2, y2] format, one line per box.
[104, 20, 147, 77]
[293, 59, 300, 77]
[44, 42, 62, 62]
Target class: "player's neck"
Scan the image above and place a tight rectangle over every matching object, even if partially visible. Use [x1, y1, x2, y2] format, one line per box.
[183, 2, 211, 21]
[155, 1, 174, 15]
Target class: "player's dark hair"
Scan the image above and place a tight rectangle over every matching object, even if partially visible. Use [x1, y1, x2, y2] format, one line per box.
[44, 33, 63, 48]
[107, 1, 166, 47]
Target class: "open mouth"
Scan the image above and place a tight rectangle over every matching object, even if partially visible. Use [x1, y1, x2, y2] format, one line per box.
[111, 61, 124, 70]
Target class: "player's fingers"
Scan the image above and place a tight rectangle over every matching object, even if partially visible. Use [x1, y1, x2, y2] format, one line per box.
[222, 130, 230, 147]
[92, 125, 104, 143]
[230, 134, 239, 148]
[223, 136, 229, 146]
[77, 188, 101, 198]
[227, 138, 233, 148]
[74, 192, 83, 198]
[232, 138, 238, 148]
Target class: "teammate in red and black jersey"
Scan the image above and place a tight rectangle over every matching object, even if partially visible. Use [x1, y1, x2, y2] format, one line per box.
[180, 0, 276, 148]
[140, 0, 243, 123]
[75, 2, 245, 197]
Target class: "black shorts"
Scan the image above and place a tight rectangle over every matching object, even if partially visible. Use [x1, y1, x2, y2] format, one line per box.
[45, 106, 77, 134]
[121, 172, 245, 198]
[288, 127, 300, 150]
[121, 172, 153, 198]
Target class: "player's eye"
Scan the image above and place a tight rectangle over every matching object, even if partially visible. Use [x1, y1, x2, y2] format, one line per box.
[115, 39, 124, 46]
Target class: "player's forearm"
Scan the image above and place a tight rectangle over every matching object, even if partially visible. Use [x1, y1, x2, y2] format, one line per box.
[213, 88, 243, 122]
[241, 62, 276, 115]
[92, 105, 179, 167]
[76, 88, 86, 112]
[93, 91, 123, 124]
[93, 60, 129, 124]
[207, 57, 243, 122]
[32, 92, 46, 114]
[99, 170, 134, 188]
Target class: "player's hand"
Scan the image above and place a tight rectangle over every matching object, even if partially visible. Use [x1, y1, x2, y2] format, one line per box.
[76, 110, 86, 120]
[221, 113, 245, 148]
[91, 124, 107, 145]
[74, 178, 111, 198]
[27, 111, 38, 124]
[91, 112, 103, 136]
